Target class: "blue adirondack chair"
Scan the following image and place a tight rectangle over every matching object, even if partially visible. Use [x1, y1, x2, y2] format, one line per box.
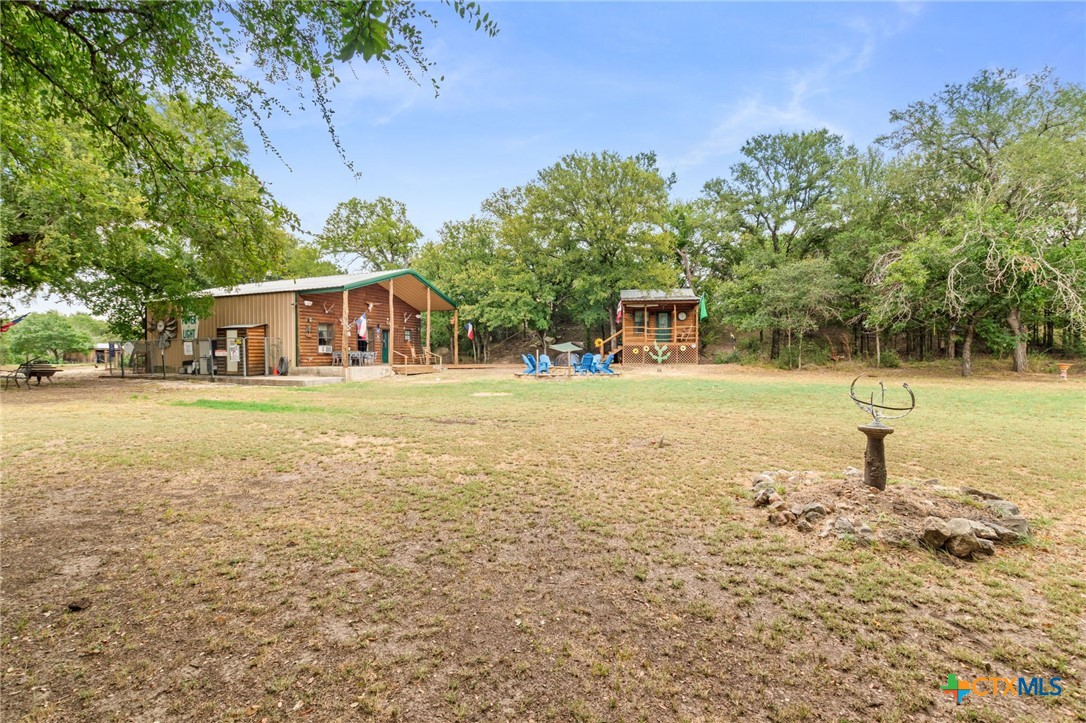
[537, 354, 552, 374]
[520, 354, 536, 375]
[596, 353, 616, 374]
[576, 354, 597, 375]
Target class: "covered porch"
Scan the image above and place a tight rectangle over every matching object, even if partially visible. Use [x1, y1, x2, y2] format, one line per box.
[295, 270, 458, 373]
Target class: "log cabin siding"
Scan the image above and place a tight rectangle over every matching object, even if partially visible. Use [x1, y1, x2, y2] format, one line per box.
[621, 301, 700, 364]
[297, 285, 424, 366]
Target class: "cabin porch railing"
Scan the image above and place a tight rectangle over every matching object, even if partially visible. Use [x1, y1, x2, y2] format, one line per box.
[623, 328, 697, 345]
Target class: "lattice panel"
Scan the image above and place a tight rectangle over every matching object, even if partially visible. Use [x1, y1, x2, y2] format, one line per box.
[623, 343, 699, 365]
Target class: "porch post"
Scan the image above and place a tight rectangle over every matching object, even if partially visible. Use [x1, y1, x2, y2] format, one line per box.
[342, 289, 349, 370]
[388, 278, 395, 366]
[453, 309, 459, 366]
[426, 287, 432, 360]
[695, 301, 700, 365]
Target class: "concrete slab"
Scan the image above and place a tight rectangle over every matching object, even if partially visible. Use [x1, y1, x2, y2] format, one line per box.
[224, 375, 343, 387]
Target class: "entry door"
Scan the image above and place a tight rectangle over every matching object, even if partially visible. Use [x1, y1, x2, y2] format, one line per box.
[655, 311, 671, 342]
[381, 329, 390, 364]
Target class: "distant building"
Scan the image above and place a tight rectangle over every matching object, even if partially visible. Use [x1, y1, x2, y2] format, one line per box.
[146, 270, 457, 376]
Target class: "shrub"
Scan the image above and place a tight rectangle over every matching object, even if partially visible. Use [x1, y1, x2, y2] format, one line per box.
[878, 348, 901, 368]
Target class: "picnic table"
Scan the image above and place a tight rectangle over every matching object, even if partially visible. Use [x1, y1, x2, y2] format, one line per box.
[27, 362, 62, 384]
[2, 360, 62, 389]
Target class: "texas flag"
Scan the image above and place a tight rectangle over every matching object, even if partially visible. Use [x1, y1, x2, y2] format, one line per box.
[0, 313, 28, 333]
[355, 313, 367, 340]
[466, 322, 475, 341]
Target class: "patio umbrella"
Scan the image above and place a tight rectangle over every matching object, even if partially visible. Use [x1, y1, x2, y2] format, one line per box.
[549, 341, 584, 375]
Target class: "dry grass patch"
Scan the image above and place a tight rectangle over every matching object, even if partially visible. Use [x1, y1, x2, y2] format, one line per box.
[1, 366, 1083, 721]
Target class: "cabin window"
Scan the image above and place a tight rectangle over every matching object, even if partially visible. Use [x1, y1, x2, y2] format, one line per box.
[633, 310, 645, 336]
[404, 329, 411, 342]
[317, 323, 333, 347]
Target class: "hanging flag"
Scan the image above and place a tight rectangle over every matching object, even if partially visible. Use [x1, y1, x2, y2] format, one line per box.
[699, 297, 708, 321]
[466, 322, 475, 341]
[0, 313, 28, 333]
[356, 312, 367, 340]
[615, 300, 623, 325]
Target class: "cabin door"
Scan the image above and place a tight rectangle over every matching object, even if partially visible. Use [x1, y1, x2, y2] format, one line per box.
[655, 311, 671, 342]
[381, 329, 390, 364]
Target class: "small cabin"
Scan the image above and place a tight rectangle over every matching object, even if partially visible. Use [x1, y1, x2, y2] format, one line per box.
[619, 289, 701, 365]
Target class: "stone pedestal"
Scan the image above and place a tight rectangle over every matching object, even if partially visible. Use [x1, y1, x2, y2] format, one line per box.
[858, 424, 894, 491]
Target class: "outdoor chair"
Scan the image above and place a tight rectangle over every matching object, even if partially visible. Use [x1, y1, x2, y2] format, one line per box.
[520, 354, 536, 375]
[596, 353, 616, 374]
[537, 354, 552, 375]
[576, 354, 596, 375]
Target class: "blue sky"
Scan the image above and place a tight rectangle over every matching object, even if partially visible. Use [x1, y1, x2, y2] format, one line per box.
[246, 1, 1085, 251]
[27, 1, 1086, 310]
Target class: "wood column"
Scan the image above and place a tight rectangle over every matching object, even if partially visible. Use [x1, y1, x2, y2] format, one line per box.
[695, 301, 700, 365]
[426, 288, 432, 360]
[342, 289, 349, 370]
[388, 279, 395, 367]
[452, 309, 459, 366]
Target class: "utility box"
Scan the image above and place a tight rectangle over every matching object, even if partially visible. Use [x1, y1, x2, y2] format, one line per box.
[214, 324, 268, 376]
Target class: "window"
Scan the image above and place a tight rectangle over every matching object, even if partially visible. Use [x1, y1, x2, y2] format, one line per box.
[318, 323, 333, 353]
[633, 310, 646, 336]
[404, 329, 412, 342]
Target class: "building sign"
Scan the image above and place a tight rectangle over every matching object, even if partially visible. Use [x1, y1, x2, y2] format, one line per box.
[181, 315, 199, 341]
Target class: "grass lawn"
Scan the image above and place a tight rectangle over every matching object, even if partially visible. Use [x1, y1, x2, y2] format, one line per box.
[1, 366, 1084, 721]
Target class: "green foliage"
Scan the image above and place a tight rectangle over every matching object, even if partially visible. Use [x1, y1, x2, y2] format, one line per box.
[514, 150, 677, 332]
[1, 0, 496, 322]
[877, 348, 901, 368]
[872, 68, 1086, 373]
[413, 217, 512, 356]
[0, 1, 497, 178]
[2, 95, 287, 331]
[272, 236, 343, 279]
[976, 318, 1015, 358]
[320, 197, 422, 272]
[5, 312, 92, 363]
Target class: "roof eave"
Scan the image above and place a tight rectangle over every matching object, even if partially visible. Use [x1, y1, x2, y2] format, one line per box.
[307, 270, 457, 308]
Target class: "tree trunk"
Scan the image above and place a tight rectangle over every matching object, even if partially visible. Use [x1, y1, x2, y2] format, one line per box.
[1007, 306, 1028, 372]
[677, 249, 697, 289]
[875, 329, 881, 368]
[771, 328, 780, 360]
[961, 320, 976, 377]
[1045, 312, 1054, 349]
[797, 331, 803, 369]
[947, 332, 956, 360]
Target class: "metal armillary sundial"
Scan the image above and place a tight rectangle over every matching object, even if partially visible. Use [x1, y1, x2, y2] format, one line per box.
[849, 375, 916, 491]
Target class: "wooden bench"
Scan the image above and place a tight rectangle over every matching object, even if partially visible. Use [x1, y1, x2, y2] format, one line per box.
[2, 365, 29, 390]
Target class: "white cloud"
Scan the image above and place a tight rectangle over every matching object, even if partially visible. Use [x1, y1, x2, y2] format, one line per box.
[667, 3, 923, 176]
